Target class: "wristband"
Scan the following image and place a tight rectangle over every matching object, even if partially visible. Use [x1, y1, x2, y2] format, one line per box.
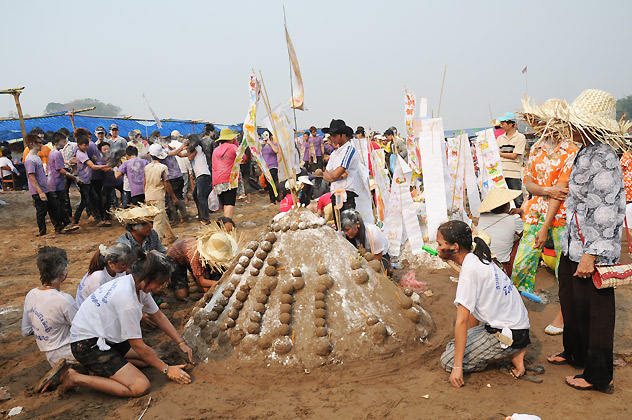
[178, 341, 186, 347]
[452, 366, 463, 370]
[162, 365, 169, 375]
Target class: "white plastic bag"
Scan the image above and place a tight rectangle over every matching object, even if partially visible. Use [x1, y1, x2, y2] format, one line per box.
[208, 189, 220, 212]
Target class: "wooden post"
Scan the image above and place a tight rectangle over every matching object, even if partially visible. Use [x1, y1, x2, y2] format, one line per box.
[0, 87, 27, 146]
[69, 110, 76, 132]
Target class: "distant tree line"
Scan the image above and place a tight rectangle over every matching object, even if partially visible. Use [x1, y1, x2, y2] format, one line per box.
[44, 99, 122, 117]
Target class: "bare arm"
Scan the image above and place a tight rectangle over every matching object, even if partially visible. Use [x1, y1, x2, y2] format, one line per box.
[128, 337, 191, 384]
[323, 166, 346, 182]
[534, 182, 567, 248]
[525, 176, 568, 200]
[28, 173, 47, 200]
[499, 152, 519, 160]
[147, 310, 193, 363]
[449, 304, 470, 388]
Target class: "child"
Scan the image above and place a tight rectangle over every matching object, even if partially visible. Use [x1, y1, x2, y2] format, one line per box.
[74, 128, 109, 225]
[116, 145, 148, 205]
[144, 144, 178, 243]
[48, 131, 81, 231]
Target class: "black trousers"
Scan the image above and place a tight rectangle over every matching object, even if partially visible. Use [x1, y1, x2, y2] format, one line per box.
[131, 194, 145, 206]
[331, 191, 357, 230]
[559, 253, 615, 389]
[32, 193, 63, 235]
[167, 176, 188, 222]
[266, 168, 280, 203]
[50, 190, 71, 226]
[505, 177, 524, 207]
[90, 179, 103, 216]
[101, 185, 115, 220]
[74, 183, 101, 223]
[63, 176, 74, 220]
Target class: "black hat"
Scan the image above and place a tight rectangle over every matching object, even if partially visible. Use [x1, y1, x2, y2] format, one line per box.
[355, 126, 365, 135]
[322, 119, 353, 137]
[384, 128, 395, 136]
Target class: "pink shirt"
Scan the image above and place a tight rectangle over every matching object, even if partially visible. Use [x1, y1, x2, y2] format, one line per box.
[212, 142, 238, 186]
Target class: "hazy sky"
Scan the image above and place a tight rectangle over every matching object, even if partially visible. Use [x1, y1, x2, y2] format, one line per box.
[2, 0, 630, 132]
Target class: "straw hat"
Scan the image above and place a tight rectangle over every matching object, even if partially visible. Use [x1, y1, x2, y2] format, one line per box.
[217, 128, 238, 142]
[472, 229, 491, 246]
[193, 222, 240, 271]
[111, 203, 162, 225]
[313, 169, 324, 178]
[285, 175, 313, 190]
[477, 188, 521, 213]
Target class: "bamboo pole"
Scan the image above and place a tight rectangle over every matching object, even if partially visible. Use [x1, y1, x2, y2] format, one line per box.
[0, 87, 27, 145]
[283, 6, 299, 132]
[437, 65, 447, 118]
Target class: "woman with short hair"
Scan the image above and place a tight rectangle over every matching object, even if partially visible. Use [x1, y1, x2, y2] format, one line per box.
[340, 209, 392, 276]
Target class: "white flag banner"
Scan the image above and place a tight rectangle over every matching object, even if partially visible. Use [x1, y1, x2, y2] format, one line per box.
[418, 97, 428, 118]
[419, 118, 448, 241]
[142, 93, 162, 129]
[463, 134, 482, 218]
[262, 103, 300, 182]
[475, 128, 507, 198]
[370, 148, 390, 223]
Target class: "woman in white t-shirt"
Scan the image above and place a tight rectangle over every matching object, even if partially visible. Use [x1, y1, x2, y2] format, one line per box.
[76, 243, 135, 307]
[22, 247, 78, 369]
[58, 251, 194, 397]
[436, 220, 531, 388]
[340, 209, 392, 276]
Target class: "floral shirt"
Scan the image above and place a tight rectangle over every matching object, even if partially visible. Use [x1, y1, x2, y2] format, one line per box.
[561, 143, 625, 265]
[619, 152, 632, 202]
[523, 138, 579, 226]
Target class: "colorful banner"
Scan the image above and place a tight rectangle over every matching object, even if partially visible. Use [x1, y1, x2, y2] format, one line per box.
[263, 103, 300, 183]
[446, 134, 466, 221]
[370, 148, 390, 223]
[404, 92, 422, 173]
[475, 128, 507, 198]
[285, 27, 304, 110]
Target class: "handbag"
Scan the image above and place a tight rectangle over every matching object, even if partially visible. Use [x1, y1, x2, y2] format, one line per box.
[574, 213, 632, 289]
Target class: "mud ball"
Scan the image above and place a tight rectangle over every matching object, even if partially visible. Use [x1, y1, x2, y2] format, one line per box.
[400, 296, 413, 310]
[267, 257, 279, 267]
[246, 241, 259, 251]
[211, 328, 220, 338]
[280, 313, 292, 325]
[314, 292, 326, 302]
[280, 294, 293, 304]
[404, 308, 422, 323]
[233, 300, 244, 310]
[262, 286, 272, 296]
[364, 252, 374, 262]
[403, 288, 413, 297]
[230, 277, 241, 287]
[350, 260, 362, 270]
[369, 323, 388, 343]
[222, 289, 234, 298]
[191, 307, 200, 316]
[258, 336, 272, 349]
[250, 312, 262, 323]
[235, 291, 247, 302]
[263, 277, 277, 291]
[218, 332, 231, 345]
[293, 278, 305, 290]
[366, 315, 379, 326]
[277, 324, 291, 336]
[274, 338, 293, 354]
[291, 267, 302, 277]
[247, 323, 260, 334]
[282, 224, 290, 232]
[193, 312, 204, 324]
[247, 276, 258, 288]
[249, 268, 260, 276]
[272, 223, 281, 232]
[314, 283, 327, 293]
[369, 260, 382, 272]
[264, 265, 277, 276]
[255, 249, 267, 260]
[231, 330, 245, 346]
[280, 303, 292, 314]
[290, 222, 299, 231]
[317, 265, 328, 275]
[251, 258, 264, 269]
[256, 294, 268, 304]
[219, 323, 228, 331]
[199, 319, 208, 329]
[213, 304, 225, 314]
[315, 327, 327, 337]
[315, 308, 327, 319]
[314, 301, 326, 310]
[235, 265, 245, 274]
[298, 222, 308, 230]
[355, 271, 369, 285]
[264, 232, 277, 243]
[254, 303, 265, 314]
[239, 284, 250, 292]
[238, 256, 250, 266]
[281, 283, 294, 294]
[315, 318, 327, 328]
[205, 333, 215, 345]
[227, 308, 239, 320]
[315, 338, 332, 356]
[318, 275, 334, 289]
[244, 248, 255, 258]
[218, 296, 229, 306]
[208, 310, 219, 321]
[226, 318, 236, 328]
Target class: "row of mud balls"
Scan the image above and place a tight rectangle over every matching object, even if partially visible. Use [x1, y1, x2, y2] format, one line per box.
[234, 232, 278, 276]
[271, 217, 325, 232]
[311, 265, 334, 356]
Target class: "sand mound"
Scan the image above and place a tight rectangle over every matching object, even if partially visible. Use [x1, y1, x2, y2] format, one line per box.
[182, 207, 434, 370]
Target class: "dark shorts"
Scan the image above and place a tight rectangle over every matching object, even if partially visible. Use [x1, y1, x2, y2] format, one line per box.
[71, 338, 132, 378]
[218, 188, 237, 206]
[170, 260, 190, 290]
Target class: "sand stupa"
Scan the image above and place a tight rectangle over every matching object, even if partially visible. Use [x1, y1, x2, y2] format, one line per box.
[182, 207, 434, 370]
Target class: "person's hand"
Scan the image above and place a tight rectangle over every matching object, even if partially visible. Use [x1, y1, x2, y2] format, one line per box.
[39, 192, 47, 201]
[183, 139, 190, 146]
[574, 253, 596, 278]
[179, 343, 194, 363]
[166, 364, 191, 384]
[172, 198, 179, 207]
[534, 226, 548, 249]
[76, 178, 84, 184]
[340, 171, 348, 179]
[141, 313, 157, 327]
[70, 157, 77, 164]
[509, 208, 523, 216]
[546, 185, 569, 201]
[449, 368, 464, 388]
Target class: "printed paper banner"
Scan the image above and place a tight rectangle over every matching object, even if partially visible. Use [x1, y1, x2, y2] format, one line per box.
[348, 138, 375, 225]
[419, 118, 448, 241]
[383, 156, 424, 256]
[404, 92, 422, 173]
[463, 136, 482, 218]
[446, 134, 466, 220]
[370, 148, 390, 223]
[418, 97, 428, 118]
[263, 103, 300, 182]
[285, 27, 304, 110]
[475, 128, 507, 198]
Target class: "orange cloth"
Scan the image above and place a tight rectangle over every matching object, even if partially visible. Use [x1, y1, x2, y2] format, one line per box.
[620, 152, 632, 203]
[22, 145, 51, 165]
[522, 138, 579, 227]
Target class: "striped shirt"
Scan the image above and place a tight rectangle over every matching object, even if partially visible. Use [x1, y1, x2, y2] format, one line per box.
[326, 141, 361, 194]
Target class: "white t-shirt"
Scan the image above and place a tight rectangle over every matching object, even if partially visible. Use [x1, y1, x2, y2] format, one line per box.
[22, 288, 78, 352]
[70, 274, 159, 350]
[0, 157, 18, 178]
[455, 253, 529, 330]
[176, 155, 192, 174]
[477, 213, 523, 263]
[364, 223, 390, 255]
[326, 141, 361, 195]
[76, 269, 125, 308]
[192, 145, 211, 178]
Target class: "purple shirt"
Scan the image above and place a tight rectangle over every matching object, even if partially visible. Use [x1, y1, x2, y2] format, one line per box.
[76, 150, 92, 184]
[302, 138, 314, 162]
[262, 143, 278, 169]
[160, 155, 182, 180]
[324, 144, 334, 155]
[47, 149, 66, 191]
[312, 135, 324, 157]
[119, 157, 148, 197]
[103, 165, 122, 187]
[91, 155, 106, 181]
[87, 141, 99, 161]
[25, 153, 48, 195]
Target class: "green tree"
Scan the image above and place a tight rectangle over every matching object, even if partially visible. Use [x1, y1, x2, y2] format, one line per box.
[44, 99, 122, 117]
[616, 95, 632, 120]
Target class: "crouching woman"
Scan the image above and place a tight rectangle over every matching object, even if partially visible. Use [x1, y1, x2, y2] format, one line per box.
[437, 220, 530, 388]
[59, 250, 194, 397]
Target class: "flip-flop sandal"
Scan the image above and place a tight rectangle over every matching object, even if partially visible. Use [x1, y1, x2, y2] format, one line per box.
[526, 365, 546, 375]
[547, 352, 568, 365]
[566, 374, 614, 394]
[35, 359, 67, 393]
[501, 367, 544, 384]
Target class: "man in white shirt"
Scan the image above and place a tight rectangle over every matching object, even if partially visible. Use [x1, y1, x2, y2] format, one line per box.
[188, 134, 212, 223]
[496, 112, 527, 207]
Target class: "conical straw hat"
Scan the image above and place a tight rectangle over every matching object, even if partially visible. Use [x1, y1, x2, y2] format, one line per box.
[111, 203, 162, 225]
[477, 188, 521, 214]
[193, 222, 241, 272]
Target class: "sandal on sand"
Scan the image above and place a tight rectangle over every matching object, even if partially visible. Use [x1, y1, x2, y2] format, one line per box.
[35, 359, 67, 393]
[547, 352, 568, 365]
[526, 365, 546, 375]
[545, 324, 564, 335]
[501, 367, 543, 383]
[566, 374, 614, 394]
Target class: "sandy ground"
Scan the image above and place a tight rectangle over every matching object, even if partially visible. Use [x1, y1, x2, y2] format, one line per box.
[1, 189, 631, 419]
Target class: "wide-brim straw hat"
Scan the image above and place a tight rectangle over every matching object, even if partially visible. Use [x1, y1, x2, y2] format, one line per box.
[193, 222, 240, 271]
[477, 188, 521, 213]
[111, 203, 163, 225]
[217, 128, 238, 142]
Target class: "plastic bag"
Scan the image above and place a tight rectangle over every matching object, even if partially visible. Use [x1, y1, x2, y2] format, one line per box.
[208, 189, 220, 212]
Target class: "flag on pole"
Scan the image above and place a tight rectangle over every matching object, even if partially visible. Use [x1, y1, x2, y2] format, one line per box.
[285, 27, 304, 110]
[521, 65, 528, 74]
[142, 93, 162, 129]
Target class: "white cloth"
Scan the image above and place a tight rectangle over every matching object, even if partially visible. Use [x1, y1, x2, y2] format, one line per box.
[326, 141, 361, 195]
[455, 253, 530, 331]
[76, 269, 124, 308]
[44, 343, 76, 367]
[477, 213, 523, 263]
[70, 274, 159, 350]
[176, 155, 192, 174]
[364, 223, 390, 255]
[192, 145, 210, 177]
[22, 288, 78, 353]
[0, 157, 18, 178]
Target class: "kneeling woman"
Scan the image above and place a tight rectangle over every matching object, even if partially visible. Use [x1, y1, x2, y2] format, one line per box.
[340, 209, 393, 276]
[60, 251, 193, 397]
[437, 221, 530, 388]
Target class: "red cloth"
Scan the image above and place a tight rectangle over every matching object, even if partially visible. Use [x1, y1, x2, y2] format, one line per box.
[280, 194, 294, 212]
[494, 128, 504, 139]
[212, 142, 238, 186]
[317, 193, 332, 211]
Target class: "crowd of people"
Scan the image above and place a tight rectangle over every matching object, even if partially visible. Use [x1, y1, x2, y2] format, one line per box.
[15, 88, 632, 397]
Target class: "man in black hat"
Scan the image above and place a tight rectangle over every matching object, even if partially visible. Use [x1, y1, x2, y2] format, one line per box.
[323, 119, 361, 229]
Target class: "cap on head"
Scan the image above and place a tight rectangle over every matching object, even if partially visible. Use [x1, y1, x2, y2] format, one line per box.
[109, 123, 119, 130]
[95, 126, 106, 134]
